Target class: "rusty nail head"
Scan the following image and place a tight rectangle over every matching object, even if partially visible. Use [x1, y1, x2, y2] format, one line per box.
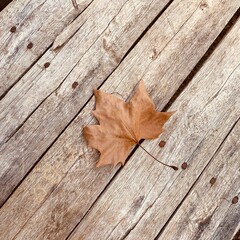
[232, 196, 238, 204]
[10, 26, 16, 33]
[72, 81, 79, 89]
[27, 42, 33, 49]
[44, 62, 50, 68]
[210, 177, 216, 185]
[181, 162, 188, 170]
[159, 141, 166, 148]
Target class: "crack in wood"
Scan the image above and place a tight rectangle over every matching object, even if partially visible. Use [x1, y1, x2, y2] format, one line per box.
[233, 228, 240, 240]
[0, 0, 95, 100]
[162, 7, 240, 112]
[154, 117, 240, 239]
[0, 0, 177, 208]
[1, 1, 240, 239]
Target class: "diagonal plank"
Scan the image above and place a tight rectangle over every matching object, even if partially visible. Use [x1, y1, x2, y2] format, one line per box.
[0, 0, 172, 146]
[158, 120, 240, 240]
[0, 1, 239, 239]
[2, 2, 239, 236]
[0, 0, 94, 97]
[67, 17, 240, 239]
[0, 2, 236, 208]
[0, 0, 174, 204]
[0, 1, 239, 240]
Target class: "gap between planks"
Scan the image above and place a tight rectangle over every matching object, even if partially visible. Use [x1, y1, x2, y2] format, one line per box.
[0, 0, 175, 206]
[233, 229, 240, 240]
[0, 0, 95, 100]
[157, 120, 240, 240]
[163, 7, 240, 111]
[0, 0, 174, 145]
[66, 18, 240, 239]
[0, 0, 240, 239]
[154, 117, 240, 240]
[66, 10, 240, 238]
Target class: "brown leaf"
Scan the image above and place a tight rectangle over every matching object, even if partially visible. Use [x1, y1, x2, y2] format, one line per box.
[83, 81, 174, 167]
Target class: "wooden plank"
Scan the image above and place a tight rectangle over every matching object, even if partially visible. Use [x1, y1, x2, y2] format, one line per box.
[0, 2, 235, 206]
[0, 0, 93, 97]
[0, 0, 172, 145]
[0, 2, 239, 240]
[157, 121, 240, 240]
[233, 230, 240, 240]
[0, 0, 174, 204]
[66, 18, 240, 239]
[0, 0, 12, 11]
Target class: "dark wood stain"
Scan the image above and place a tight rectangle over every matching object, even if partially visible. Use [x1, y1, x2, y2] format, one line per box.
[102, 38, 121, 64]
[131, 196, 144, 213]
[151, 48, 158, 60]
[199, 215, 212, 228]
[200, 2, 208, 11]
[211, 207, 240, 240]
[192, 214, 213, 240]
[43, 200, 84, 239]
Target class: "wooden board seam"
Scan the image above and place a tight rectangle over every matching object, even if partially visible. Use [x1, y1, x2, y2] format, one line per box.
[31, 12, 240, 236]
[163, 7, 240, 111]
[0, 0, 95, 100]
[2, 0, 238, 216]
[154, 116, 240, 239]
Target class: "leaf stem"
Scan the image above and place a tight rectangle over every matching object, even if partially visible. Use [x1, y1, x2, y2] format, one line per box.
[137, 143, 178, 171]
[71, 0, 78, 9]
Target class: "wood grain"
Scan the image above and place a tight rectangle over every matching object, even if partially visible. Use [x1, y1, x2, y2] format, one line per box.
[0, 0, 93, 97]
[0, 0, 173, 146]
[67, 16, 240, 239]
[158, 120, 240, 240]
[0, 0, 174, 205]
[0, 0, 239, 239]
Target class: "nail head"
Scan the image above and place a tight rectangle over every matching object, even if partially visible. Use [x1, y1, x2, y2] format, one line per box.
[210, 177, 216, 185]
[72, 81, 79, 89]
[27, 42, 33, 49]
[159, 141, 166, 148]
[10, 26, 16, 33]
[181, 162, 188, 170]
[232, 196, 238, 204]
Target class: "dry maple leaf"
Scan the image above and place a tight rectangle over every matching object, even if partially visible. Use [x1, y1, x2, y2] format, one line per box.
[83, 80, 177, 169]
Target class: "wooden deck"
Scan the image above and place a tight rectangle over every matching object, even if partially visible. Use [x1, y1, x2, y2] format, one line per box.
[0, 0, 239, 239]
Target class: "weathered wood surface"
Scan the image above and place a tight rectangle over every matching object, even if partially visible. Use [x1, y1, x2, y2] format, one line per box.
[0, 1, 239, 240]
[65, 16, 240, 239]
[0, 0, 173, 204]
[158, 121, 240, 240]
[0, 0, 12, 11]
[0, 0, 93, 97]
[0, 0, 240, 240]
[0, 0, 238, 207]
